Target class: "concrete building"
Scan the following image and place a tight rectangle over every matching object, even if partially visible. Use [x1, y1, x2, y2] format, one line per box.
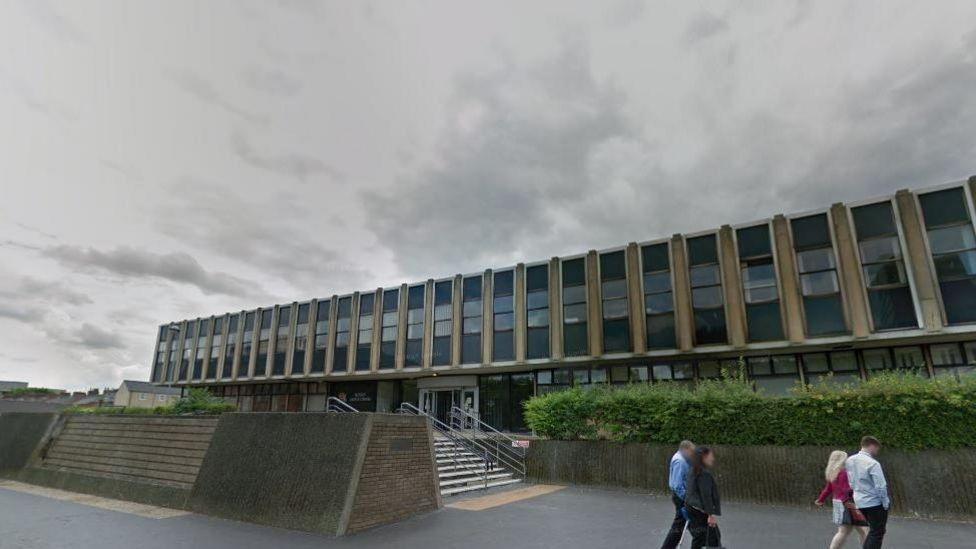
[149, 177, 976, 432]
[0, 381, 29, 394]
[114, 380, 181, 408]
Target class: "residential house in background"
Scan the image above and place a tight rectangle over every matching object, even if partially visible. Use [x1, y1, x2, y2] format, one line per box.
[114, 380, 182, 408]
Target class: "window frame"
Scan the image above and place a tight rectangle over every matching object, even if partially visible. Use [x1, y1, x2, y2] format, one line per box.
[684, 231, 729, 346]
[787, 209, 850, 337]
[916, 183, 976, 326]
[598, 247, 632, 354]
[733, 221, 786, 342]
[559, 254, 590, 357]
[524, 260, 551, 360]
[639, 238, 677, 351]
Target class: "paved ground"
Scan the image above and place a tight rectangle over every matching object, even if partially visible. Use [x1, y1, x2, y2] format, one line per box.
[0, 482, 972, 549]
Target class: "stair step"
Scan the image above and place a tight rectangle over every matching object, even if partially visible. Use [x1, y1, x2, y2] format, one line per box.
[441, 478, 522, 496]
[438, 468, 506, 479]
[439, 472, 512, 488]
[436, 456, 484, 464]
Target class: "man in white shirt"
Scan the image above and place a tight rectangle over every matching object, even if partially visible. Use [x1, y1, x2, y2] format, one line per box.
[846, 436, 890, 549]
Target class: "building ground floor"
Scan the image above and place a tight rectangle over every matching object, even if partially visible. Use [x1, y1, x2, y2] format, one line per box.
[180, 335, 976, 433]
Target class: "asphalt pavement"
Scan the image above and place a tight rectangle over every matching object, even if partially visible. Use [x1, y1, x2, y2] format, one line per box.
[0, 482, 972, 548]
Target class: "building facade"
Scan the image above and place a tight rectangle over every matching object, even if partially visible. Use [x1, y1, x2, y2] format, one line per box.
[150, 177, 976, 432]
[114, 380, 181, 408]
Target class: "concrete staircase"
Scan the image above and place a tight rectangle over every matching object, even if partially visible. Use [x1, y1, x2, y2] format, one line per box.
[434, 437, 521, 496]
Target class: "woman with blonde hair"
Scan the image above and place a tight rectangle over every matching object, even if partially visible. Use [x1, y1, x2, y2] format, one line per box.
[815, 450, 868, 548]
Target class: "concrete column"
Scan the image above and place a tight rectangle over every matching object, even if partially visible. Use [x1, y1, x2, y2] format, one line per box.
[451, 275, 463, 367]
[549, 257, 563, 360]
[670, 235, 695, 351]
[772, 215, 806, 343]
[267, 306, 281, 377]
[232, 313, 245, 380]
[302, 301, 317, 376]
[830, 203, 871, 338]
[895, 190, 944, 332]
[514, 263, 527, 363]
[586, 250, 602, 357]
[395, 284, 409, 370]
[626, 243, 647, 354]
[347, 293, 360, 373]
[247, 311, 260, 378]
[482, 270, 493, 364]
[370, 288, 383, 372]
[422, 279, 434, 369]
[325, 296, 338, 374]
[719, 225, 747, 348]
[286, 302, 300, 376]
[214, 313, 230, 380]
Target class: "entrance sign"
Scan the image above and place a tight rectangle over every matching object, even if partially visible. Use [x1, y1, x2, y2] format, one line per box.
[512, 440, 530, 448]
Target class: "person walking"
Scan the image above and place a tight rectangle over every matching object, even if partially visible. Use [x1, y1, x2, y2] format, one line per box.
[815, 450, 868, 548]
[660, 440, 695, 549]
[846, 436, 890, 549]
[684, 446, 722, 549]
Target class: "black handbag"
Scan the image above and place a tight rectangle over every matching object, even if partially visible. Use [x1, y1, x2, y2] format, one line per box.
[705, 525, 725, 549]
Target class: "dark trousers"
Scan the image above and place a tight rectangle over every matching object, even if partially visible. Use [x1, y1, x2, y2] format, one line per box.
[660, 495, 687, 549]
[860, 505, 888, 549]
[687, 507, 721, 549]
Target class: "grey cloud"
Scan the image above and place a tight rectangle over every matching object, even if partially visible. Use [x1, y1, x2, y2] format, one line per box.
[154, 178, 367, 296]
[0, 304, 45, 323]
[14, 223, 57, 240]
[43, 245, 258, 297]
[684, 12, 728, 44]
[19, 0, 87, 44]
[363, 37, 636, 277]
[16, 277, 92, 306]
[242, 66, 303, 96]
[604, 0, 646, 28]
[164, 68, 269, 128]
[75, 323, 126, 350]
[231, 131, 343, 182]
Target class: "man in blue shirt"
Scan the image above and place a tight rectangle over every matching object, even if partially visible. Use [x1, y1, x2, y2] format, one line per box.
[846, 436, 890, 549]
[660, 440, 695, 549]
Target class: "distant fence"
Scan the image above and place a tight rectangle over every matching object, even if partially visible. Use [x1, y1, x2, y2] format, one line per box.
[526, 440, 976, 521]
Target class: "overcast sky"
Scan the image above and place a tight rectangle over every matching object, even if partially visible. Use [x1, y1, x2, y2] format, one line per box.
[1, 1, 975, 391]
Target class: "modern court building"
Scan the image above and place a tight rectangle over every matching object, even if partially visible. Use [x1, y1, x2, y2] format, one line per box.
[149, 177, 976, 432]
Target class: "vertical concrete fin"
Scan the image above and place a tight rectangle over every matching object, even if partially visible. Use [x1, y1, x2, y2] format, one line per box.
[772, 215, 806, 343]
[719, 225, 748, 348]
[451, 274, 463, 367]
[483, 270, 493, 364]
[586, 250, 603, 357]
[422, 279, 434, 369]
[515, 264, 527, 362]
[895, 189, 944, 332]
[395, 284, 409, 369]
[830, 203, 871, 338]
[627, 243, 647, 353]
[549, 257, 564, 360]
[670, 235, 695, 351]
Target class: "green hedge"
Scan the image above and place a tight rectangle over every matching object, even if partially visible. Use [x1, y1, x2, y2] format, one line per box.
[523, 372, 976, 450]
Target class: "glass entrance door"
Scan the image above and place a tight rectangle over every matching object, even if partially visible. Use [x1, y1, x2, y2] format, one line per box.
[420, 387, 478, 425]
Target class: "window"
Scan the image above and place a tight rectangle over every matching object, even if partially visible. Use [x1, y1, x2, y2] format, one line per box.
[356, 293, 375, 371]
[380, 289, 399, 369]
[139, 393, 147, 400]
[193, 319, 209, 380]
[478, 373, 534, 432]
[237, 312, 255, 377]
[180, 321, 195, 381]
[536, 368, 572, 395]
[223, 314, 239, 379]
[651, 362, 694, 383]
[493, 271, 515, 361]
[851, 202, 917, 330]
[257, 310, 273, 375]
[311, 300, 330, 373]
[208, 317, 223, 380]
[931, 341, 976, 379]
[154, 326, 168, 382]
[562, 258, 588, 356]
[272, 306, 291, 376]
[461, 277, 482, 364]
[687, 234, 727, 345]
[862, 347, 927, 376]
[405, 286, 425, 366]
[801, 351, 861, 386]
[334, 297, 352, 372]
[737, 224, 784, 341]
[432, 280, 453, 366]
[919, 188, 976, 324]
[292, 304, 309, 375]
[791, 214, 847, 336]
[526, 264, 550, 359]
[747, 355, 800, 395]
[600, 251, 631, 353]
[642, 243, 675, 349]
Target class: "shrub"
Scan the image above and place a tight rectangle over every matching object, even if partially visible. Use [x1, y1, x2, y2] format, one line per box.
[63, 389, 235, 416]
[524, 372, 976, 450]
[4, 387, 61, 396]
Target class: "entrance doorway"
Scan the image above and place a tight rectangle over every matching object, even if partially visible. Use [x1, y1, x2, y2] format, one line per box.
[417, 374, 479, 425]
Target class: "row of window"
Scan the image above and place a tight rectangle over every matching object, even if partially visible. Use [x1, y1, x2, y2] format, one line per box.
[154, 186, 976, 382]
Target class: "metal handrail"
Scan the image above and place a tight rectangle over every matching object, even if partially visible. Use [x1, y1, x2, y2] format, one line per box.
[449, 406, 526, 475]
[397, 403, 489, 490]
[399, 402, 524, 479]
[326, 397, 359, 413]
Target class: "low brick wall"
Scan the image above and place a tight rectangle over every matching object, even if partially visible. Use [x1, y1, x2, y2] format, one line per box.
[0, 413, 58, 472]
[526, 440, 976, 521]
[188, 413, 440, 535]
